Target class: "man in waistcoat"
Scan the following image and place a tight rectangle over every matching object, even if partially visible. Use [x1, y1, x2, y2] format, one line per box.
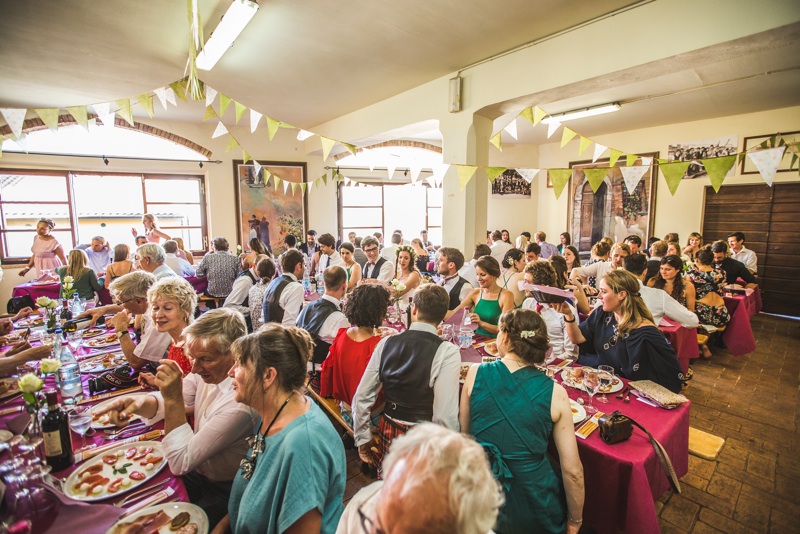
[361, 235, 395, 284]
[436, 247, 473, 310]
[262, 249, 305, 327]
[223, 254, 268, 332]
[352, 284, 460, 477]
[296, 266, 350, 389]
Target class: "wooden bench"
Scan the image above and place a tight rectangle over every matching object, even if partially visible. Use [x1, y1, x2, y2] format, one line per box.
[197, 294, 223, 309]
[306, 383, 354, 437]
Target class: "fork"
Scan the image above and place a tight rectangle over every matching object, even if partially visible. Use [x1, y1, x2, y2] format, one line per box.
[114, 479, 170, 507]
[616, 386, 630, 400]
[104, 421, 146, 436]
[102, 426, 152, 441]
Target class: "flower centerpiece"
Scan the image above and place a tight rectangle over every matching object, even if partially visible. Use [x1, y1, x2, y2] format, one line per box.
[35, 296, 58, 329]
[60, 275, 76, 300]
[18, 373, 45, 437]
[388, 278, 407, 325]
[39, 358, 62, 379]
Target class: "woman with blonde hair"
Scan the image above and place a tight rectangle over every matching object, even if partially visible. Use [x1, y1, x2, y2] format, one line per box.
[104, 244, 134, 288]
[173, 237, 195, 265]
[683, 232, 702, 261]
[55, 249, 102, 300]
[553, 270, 683, 392]
[131, 213, 170, 244]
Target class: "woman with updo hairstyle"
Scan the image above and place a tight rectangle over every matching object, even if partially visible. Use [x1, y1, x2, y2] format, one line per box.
[248, 256, 277, 332]
[686, 247, 730, 358]
[447, 255, 514, 338]
[461, 309, 585, 534]
[321, 284, 390, 427]
[19, 218, 67, 278]
[499, 248, 526, 307]
[222, 324, 346, 533]
[581, 240, 610, 291]
[409, 238, 430, 272]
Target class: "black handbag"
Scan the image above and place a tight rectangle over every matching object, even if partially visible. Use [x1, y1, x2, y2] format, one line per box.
[7, 289, 35, 314]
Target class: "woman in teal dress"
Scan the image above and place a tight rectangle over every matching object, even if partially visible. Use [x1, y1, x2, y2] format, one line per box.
[446, 255, 514, 338]
[460, 309, 585, 534]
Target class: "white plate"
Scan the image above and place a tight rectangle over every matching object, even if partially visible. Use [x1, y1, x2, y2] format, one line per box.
[82, 327, 108, 339]
[81, 353, 128, 374]
[570, 399, 587, 425]
[90, 393, 145, 429]
[64, 441, 166, 502]
[560, 368, 623, 394]
[106, 502, 209, 534]
[0, 430, 13, 443]
[85, 334, 121, 349]
[0, 377, 20, 401]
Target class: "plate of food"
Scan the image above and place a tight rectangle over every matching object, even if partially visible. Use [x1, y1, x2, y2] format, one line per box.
[482, 341, 499, 356]
[107, 502, 209, 534]
[459, 363, 475, 384]
[569, 399, 587, 425]
[377, 326, 399, 338]
[85, 333, 121, 349]
[64, 441, 166, 502]
[1, 330, 27, 344]
[14, 317, 43, 328]
[0, 378, 20, 401]
[90, 393, 145, 429]
[81, 353, 128, 374]
[82, 327, 107, 339]
[560, 367, 623, 393]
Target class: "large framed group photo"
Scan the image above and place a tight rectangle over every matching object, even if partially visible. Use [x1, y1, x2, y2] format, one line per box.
[568, 152, 659, 258]
[233, 160, 308, 256]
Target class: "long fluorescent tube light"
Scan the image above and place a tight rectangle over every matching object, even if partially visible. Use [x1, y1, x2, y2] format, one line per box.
[541, 103, 621, 124]
[196, 0, 259, 71]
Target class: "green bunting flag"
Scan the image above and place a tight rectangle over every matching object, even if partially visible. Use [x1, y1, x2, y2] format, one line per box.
[115, 99, 134, 126]
[34, 108, 60, 131]
[136, 93, 155, 118]
[234, 101, 247, 124]
[485, 167, 507, 183]
[560, 127, 577, 148]
[533, 106, 547, 126]
[548, 169, 572, 199]
[225, 137, 240, 152]
[456, 165, 478, 190]
[519, 107, 534, 124]
[343, 143, 358, 156]
[660, 161, 691, 195]
[219, 94, 232, 117]
[66, 106, 88, 129]
[701, 155, 737, 193]
[266, 117, 281, 141]
[320, 137, 336, 161]
[203, 105, 217, 121]
[578, 136, 592, 156]
[169, 81, 188, 103]
[608, 149, 622, 168]
[626, 154, 638, 167]
[490, 133, 502, 152]
[584, 168, 609, 193]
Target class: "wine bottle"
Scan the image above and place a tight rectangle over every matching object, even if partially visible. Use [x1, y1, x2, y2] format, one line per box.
[64, 317, 92, 333]
[42, 389, 74, 472]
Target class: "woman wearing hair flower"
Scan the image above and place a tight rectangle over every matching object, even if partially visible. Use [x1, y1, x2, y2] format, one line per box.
[499, 248, 526, 307]
[393, 245, 421, 308]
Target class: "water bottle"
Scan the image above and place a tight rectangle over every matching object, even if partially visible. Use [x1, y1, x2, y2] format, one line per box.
[302, 271, 311, 296]
[56, 342, 83, 404]
[316, 269, 325, 296]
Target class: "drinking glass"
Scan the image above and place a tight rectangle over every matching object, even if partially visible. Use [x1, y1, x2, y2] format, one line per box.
[67, 331, 83, 353]
[40, 333, 57, 355]
[68, 405, 93, 451]
[458, 325, 474, 349]
[597, 365, 614, 403]
[582, 368, 600, 415]
[440, 324, 454, 343]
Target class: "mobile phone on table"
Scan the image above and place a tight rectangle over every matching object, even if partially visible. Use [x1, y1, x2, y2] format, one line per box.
[22, 327, 31, 341]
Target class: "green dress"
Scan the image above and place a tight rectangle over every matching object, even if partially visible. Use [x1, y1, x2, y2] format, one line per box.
[473, 289, 504, 338]
[469, 361, 566, 534]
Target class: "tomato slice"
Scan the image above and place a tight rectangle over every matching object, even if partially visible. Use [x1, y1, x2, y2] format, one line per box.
[128, 470, 146, 481]
[140, 456, 163, 466]
[125, 447, 138, 459]
[102, 455, 119, 465]
[107, 478, 124, 493]
[78, 464, 103, 478]
[86, 477, 110, 496]
[73, 473, 105, 491]
[132, 447, 154, 461]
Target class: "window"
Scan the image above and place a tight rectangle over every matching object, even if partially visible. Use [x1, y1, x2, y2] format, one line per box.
[0, 169, 207, 263]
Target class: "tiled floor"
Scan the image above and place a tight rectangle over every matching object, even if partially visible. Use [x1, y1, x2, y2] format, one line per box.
[337, 313, 800, 533]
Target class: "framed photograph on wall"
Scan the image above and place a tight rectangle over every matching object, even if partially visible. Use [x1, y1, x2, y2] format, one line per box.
[567, 152, 659, 258]
[741, 131, 800, 174]
[491, 169, 531, 198]
[233, 160, 308, 256]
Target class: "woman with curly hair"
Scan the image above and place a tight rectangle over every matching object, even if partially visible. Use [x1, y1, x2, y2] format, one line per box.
[320, 284, 391, 427]
[499, 248, 526, 307]
[647, 255, 695, 310]
[394, 245, 421, 307]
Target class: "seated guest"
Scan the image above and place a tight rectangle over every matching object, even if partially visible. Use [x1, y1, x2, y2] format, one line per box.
[347, 231, 357, 245]
[296, 266, 350, 376]
[459, 243, 491, 288]
[663, 232, 680, 245]
[687, 248, 730, 359]
[0, 317, 51, 376]
[380, 232, 402, 263]
[361, 236, 395, 284]
[419, 229, 435, 251]
[522, 261, 579, 359]
[239, 238, 269, 272]
[448, 256, 515, 338]
[393, 245, 421, 308]
[410, 238, 430, 272]
[338, 242, 362, 289]
[353, 236, 368, 266]
[55, 249, 102, 300]
[134, 235, 147, 248]
[196, 237, 240, 301]
[727, 232, 757, 273]
[570, 242, 630, 294]
[666, 241, 684, 259]
[164, 240, 196, 276]
[436, 247, 473, 310]
[136, 243, 176, 280]
[317, 233, 345, 270]
[501, 229, 511, 244]
[299, 229, 319, 258]
[173, 237, 195, 265]
[97, 309, 257, 529]
[489, 230, 513, 264]
[683, 232, 703, 261]
[647, 255, 696, 311]
[711, 241, 757, 287]
[499, 248, 526, 307]
[461, 309, 585, 534]
[248, 257, 276, 333]
[224, 254, 269, 332]
[547, 256, 591, 316]
[623, 234, 643, 255]
[320, 284, 390, 426]
[353, 284, 460, 477]
[515, 232, 530, 251]
[563, 245, 581, 272]
[580, 240, 610, 291]
[525, 241, 542, 263]
[262, 249, 305, 327]
[627, 254, 699, 328]
[84, 236, 112, 275]
[553, 270, 684, 393]
[220, 324, 346, 533]
[104, 244, 134, 289]
[557, 231, 571, 254]
[646, 240, 668, 283]
[535, 231, 559, 259]
[338, 423, 503, 534]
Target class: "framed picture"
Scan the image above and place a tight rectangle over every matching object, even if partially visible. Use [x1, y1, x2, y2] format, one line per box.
[741, 131, 800, 174]
[491, 169, 531, 198]
[233, 160, 308, 256]
[568, 152, 659, 258]
[667, 136, 738, 179]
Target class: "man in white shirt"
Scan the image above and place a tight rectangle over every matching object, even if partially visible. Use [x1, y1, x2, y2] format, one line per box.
[353, 284, 460, 477]
[362, 236, 395, 284]
[163, 240, 196, 276]
[436, 247, 473, 310]
[535, 231, 560, 259]
[84, 236, 112, 275]
[570, 243, 631, 291]
[317, 233, 346, 270]
[623, 254, 699, 328]
[223, 254, 268, 331]
[458, 244, 491, 288]
[136, 243, 177, 280]
[489, 230, 512, 265]
[98, 309, 258, 529]
[727, 232, 757, 273]
[380, 232, 402, 263]
[262, 249, 305, 327]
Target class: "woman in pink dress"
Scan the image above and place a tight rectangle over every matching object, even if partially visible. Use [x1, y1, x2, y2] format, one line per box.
[19, 218, 67, 277]
[130, 213, 170, 244]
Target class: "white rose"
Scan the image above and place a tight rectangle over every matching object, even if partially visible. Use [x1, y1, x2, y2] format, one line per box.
[40, 359, 62, 374]
[35, 296, 52, 308]
[17, 373, 43, 394]
[63, 276, 74, 284]
[396, 283, 406, 293]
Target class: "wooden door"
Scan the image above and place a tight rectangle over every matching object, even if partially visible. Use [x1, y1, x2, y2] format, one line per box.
[580, 182, 594, 252]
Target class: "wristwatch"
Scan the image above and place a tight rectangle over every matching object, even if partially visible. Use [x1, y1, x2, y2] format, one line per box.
[116, 330, 129, 340]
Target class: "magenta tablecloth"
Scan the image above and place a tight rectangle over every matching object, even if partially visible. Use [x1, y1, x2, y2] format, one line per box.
[722, 293, 757, 356]
[184, 275, 207, 294]
[659, 319, 698, 375]
[13, 282, 113, 306]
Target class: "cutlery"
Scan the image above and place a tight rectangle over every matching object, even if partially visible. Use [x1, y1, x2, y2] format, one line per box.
[575, 412, 604, 440]
[104, 422, 146, 436]
[74, 429, 164, 463]
[114, 479, 170, 507]
[616, 386, 630, 400]
[624, 389, 632, 403]
[102, 426, 152, 441]
[120, 486, 176, 517]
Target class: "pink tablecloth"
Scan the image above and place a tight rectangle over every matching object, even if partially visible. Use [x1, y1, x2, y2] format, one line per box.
[184, 275, 207, 294]
[659, 319, 698, 375]
[13, 282, 113, 306]
[721, 291, 759, 356]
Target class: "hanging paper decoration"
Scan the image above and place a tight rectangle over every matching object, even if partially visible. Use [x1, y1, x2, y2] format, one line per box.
[490, 132, 502, 152]
[266, 117, 281, 141]
[660, 161, 692, 195]
[205, 86, 218, 108]
[583, 168, 609, 193]
[548, 169, 572, 199]
[625, 154, 638, 167]
[249, 109, 262, 133]
[409, 165, 423, 183]
[203, 106, 217, 121]
[297, 130, 314, 141]
[116, 98, 134, 126]
[343, 142, 358, 156]
[456, 165, 478, 190]
[620, 166, 648, 194]
[515, 168, 540, 184]
[234, 101, 247, 124]
[608, 149, 622, 167]
[532, 106, 547, 126]
[484, 167, 507, 183]
[641, 156, 653, 167]
[503, 119, 517, 140]
[252, 160, 261, 177]
[519, 107, 534, 125]
[579, 136, 592, 156]
[212, 121, 228, 138]
[169, 81, 188, 103]
[592, 143, 607, 163]
[136, 93, 155, 118]
[702, 155, 737, 193]
[66, 105, 89, 130]
[546, 120, 561, 139]
[225, 137, 240, 152]
[34, 108, 60, 131]
[219, 94, 232, 116]
[320, 136, 336, 161]
[164, 86, 178, 107]
[153, 87, 170, 110]
[746, 146, 786, 187]
[560, 127, 577, 148]
[386, 164, 396, 180]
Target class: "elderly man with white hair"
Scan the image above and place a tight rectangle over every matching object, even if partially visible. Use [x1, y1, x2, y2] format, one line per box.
[338, 423, 503, 534]
[136, 243, 176, 280]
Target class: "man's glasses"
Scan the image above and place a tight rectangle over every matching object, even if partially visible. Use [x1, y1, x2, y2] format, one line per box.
[364, 247, 378, 253]
[115, 297, 138, 306]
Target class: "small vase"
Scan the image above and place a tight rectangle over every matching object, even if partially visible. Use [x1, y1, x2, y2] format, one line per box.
[24, 399, 45, 458]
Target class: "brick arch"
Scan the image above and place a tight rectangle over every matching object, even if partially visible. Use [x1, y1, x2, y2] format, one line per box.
[1, 114, 213, 158]
[333, 140, 442, 161]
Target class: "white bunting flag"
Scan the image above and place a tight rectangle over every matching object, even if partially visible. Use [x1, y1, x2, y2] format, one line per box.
[153, 87, 169, 110]
[425, 177, 436, 187]
[515, 168, 541, 184]
[640, 156, 652, 167]
[250, 109, 262, 133]
[297, 130, 314, 141]
[307, 181, 314, 192]
[503, 119, 518, 140]
[409, 165, 422, 184]
[546, 120, 561, 139]
[92, 102, 111, 120]
[431, 163, 450, 184]
[164, 87, 177, 107]
[212, 121, 228, 139]
[619, 166, 649, 194]
[386, 165, 396, 180]
[343, 176, 351, 187]
[0, 108, 26, 139]
[747, 146, 786, 187]
[283, 180, 290, 194]
[98, 113, 116, 128]
[252, 160, 262, 180]
[205, 86, 218, 108]
[592, 143, 608, 163]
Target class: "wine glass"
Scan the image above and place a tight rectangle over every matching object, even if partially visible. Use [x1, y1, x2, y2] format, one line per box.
[582, 368, 600, 415]
[597, 365, 615, 403]
[68, 406, 93, 451]
[440, 324, 454, 343]
[67, 331, 83, 353]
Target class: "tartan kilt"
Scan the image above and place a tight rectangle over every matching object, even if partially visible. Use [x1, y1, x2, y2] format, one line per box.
[376, 415, 413, 478]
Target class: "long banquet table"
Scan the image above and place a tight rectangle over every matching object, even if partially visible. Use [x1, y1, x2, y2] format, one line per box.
[721, 287, 761, 357]
[12, 281, 113, 306]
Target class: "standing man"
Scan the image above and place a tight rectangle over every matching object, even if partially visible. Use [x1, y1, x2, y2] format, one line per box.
[85, 236, 112, 276]
[436, 247, 473, 310]
[489, 230, 512, 265]
[352, 284, 460, 476]
[381, 233, 402, 263]
[318, 233, 346, 270]
[727, 232, 757, 273]
[534, 231, 559, 259]
[299, 230, 319, 257]
[361, 236, 395, 284]
[262, 249, 305, 327]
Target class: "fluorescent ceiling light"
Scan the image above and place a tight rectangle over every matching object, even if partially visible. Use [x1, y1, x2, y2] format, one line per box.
[541, 103, 621, 124]
[196, 0, 259, 71]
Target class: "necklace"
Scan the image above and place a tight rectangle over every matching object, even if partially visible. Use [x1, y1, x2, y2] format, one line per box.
[503, 355, 528, 368]
[240, 391, 296, 481]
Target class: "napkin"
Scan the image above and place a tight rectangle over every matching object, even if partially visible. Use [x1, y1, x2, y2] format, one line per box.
[44, 485, 125, 534]
[7, 412, 31, 435]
